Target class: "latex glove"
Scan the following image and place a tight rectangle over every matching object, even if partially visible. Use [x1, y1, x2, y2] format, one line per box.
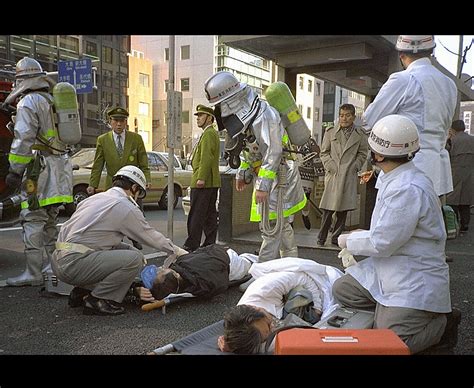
[5, 171, 22, 189]
[337, 233, 350, 249]
[338, 248, 358, 269]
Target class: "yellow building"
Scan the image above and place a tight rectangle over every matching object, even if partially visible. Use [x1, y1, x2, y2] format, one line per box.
[127, 49, 153, 151]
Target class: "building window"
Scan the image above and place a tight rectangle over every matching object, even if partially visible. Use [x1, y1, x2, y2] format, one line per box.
[298, 104, 303, 113]
[103, 69, 112, 87]
[165, 48, 169, 61]
[139, 102, 149, 116]
[314, 107, 320, 122]
[85, 41, 98, 57]
[182, 110, 190, 124]
[164, 80, 170, 92]
[307, 107, 311, 119]
[316, 82, 321, 96]
[299, 76, 304, 90]
[102, 46, 113, 64]
[308, 79, 313, 93]
[139, 73, 149, 87]
[180, 78, 190, 92]
[181, 45, 190, 60]
[152, 119, 160, 129]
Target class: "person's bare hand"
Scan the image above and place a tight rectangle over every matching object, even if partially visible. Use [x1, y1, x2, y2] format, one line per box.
[235, 178, 247, 192]
[255, 190, 268, 204]
[196, 179, 205, 188]
[86, 186, 96, 195]
[358, 170, 374, 184]
[138, 286, 156, 302]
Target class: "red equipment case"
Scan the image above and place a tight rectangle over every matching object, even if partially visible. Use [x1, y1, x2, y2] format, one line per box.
[275, 328, 410, 355]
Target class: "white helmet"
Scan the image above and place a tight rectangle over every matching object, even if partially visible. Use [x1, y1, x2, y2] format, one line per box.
[368, 115, 420, 159]
[113, 165, 147, 192]
[204, 71, 246, 105]
[395, 35, 436, 54]
[15, 57, 46, 79]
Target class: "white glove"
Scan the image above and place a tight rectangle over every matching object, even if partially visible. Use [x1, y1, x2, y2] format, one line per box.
[337, 233, 349, 249]
[338, 248, 357, 269]
[174, 246, 188, 257]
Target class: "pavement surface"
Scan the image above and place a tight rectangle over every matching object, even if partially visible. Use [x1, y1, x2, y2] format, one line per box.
[0, 204, 472, 368]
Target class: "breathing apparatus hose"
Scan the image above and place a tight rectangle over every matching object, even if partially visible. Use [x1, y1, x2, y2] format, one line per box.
[259, 162, 287, 238]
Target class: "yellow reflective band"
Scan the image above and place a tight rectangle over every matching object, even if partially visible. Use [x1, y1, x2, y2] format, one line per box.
[250, 194, 307, 222]
[258, 168, 277, 180]
[43, 128, 56, 138]
[8, 153, 33, 164]
[240, 161, 250, 169]
[287, 109, 301, 124]
[21, 195, 73, 209]
[282, 134, 289, 145]
[252, 161, 262, 168]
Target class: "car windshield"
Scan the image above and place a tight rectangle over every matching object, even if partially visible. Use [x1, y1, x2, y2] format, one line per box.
[71, 148, 96, 168]
[158, 152, 181, 169]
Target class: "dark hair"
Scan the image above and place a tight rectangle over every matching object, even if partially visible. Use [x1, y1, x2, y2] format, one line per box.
[112, 176, 134, 190]
[339, 104, 355, 115]
[452, 120, 465, 132]
[223, 305, 266, 354]
[150, 270, 179, 300]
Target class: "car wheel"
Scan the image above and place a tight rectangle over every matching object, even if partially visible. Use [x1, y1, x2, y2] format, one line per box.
[64, 185, 89, 216]
[159, 188, 179, 210]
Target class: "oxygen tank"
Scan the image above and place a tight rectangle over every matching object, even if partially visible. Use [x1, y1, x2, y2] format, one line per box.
[52, 82, 82, 145]
[264, 81, 310, 146]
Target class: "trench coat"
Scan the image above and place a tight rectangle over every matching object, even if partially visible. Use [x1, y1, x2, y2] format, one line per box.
[319, 125, 368, 211]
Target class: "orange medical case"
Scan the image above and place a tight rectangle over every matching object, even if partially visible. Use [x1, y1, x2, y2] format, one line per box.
[274, 328, 411, 355]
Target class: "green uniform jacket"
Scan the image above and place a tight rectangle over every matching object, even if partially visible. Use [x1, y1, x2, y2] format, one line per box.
[191, 124, 221, 188]
[89, 130, 151, 189]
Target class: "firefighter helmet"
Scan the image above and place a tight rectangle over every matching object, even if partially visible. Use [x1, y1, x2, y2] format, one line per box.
[15, 57, 46, 79]
[204, 71, 246, 105]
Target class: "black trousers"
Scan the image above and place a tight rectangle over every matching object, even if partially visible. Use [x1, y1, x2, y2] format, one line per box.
[184, 187, 219, 251]
[317, 209, 348, 245]
[450, 204, 471, 231]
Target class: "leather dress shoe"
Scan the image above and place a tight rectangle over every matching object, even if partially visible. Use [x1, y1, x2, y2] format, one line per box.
[83, 295, 125, 316]
[68, 287, 91, 308]
[302, 214, 311, 230]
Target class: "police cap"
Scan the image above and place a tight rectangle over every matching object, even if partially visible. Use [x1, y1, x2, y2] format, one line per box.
[194, 104, 214, 118]
[108, 106, 129, 119]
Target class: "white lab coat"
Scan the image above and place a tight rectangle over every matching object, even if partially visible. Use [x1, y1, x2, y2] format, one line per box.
[363, 57, 457, 196]
[238, 257, 343, 321]
[345, 162, 451, 313]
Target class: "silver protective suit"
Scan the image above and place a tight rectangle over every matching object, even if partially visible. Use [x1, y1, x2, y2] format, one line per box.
[6, 77, 73, 286]
[221, 86, 306, 261]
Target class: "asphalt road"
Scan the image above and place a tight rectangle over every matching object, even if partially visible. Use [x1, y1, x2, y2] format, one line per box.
[0, 203, 472, 358]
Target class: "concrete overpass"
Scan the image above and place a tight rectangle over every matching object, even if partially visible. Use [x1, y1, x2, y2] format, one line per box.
[220, 35, 474, 102]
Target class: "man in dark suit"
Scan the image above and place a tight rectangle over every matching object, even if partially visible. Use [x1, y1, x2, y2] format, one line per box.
[183, 105, 221, 252]
[87, 106, 150, 196]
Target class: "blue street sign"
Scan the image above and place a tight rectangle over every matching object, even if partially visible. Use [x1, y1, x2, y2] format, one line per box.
[58, 58, 93, 94]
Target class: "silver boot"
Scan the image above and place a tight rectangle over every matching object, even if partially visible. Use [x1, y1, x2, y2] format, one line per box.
[6, 250, 44, 286]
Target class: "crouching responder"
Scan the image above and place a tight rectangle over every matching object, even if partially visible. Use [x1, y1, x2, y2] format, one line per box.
[51, 166, 188, 316]
[4, 57, 74, 287]
[333, 115, 452, 354]
[204, 72, 307, 293]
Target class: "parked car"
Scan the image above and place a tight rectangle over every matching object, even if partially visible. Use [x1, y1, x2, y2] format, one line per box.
[67, 148, 192, 215]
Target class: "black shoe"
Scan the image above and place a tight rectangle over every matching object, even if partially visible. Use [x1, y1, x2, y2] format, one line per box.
[132, 240, 143, 250]
[302, 215, 311, 230]
[438, 308, 462, 349]
[68, 287, 90, 308]
[83, 295, 125, 316]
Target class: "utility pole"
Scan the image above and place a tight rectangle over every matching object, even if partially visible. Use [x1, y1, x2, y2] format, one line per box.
[167, 35, 175, 240]
[455, 35, 464, 119]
